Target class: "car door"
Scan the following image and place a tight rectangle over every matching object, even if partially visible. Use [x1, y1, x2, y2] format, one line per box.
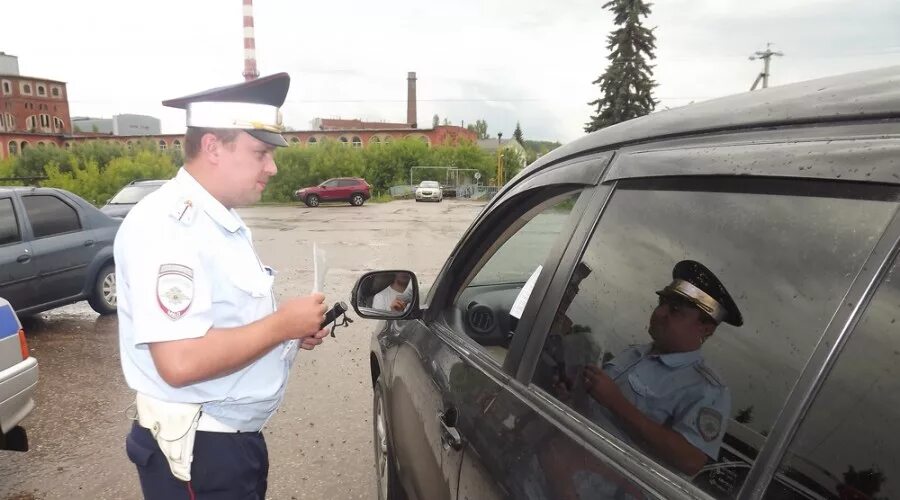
[0, 195, 37, 311]
[319, 179, 340, 201]
[21, 192, 94, 305]
[383, 152, 650, 500]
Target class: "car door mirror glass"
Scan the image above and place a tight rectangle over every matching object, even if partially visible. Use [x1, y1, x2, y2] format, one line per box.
[352, 271, 418, 319]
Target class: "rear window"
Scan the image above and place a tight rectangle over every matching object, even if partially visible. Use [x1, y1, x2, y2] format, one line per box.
[109, 184, 162, 204]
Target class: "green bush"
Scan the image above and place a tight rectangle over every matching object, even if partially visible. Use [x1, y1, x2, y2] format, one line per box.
[4, 136, 502, 205]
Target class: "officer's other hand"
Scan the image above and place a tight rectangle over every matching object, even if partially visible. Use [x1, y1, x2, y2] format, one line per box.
[390, 298, 408, 312]
[299, 327, 329, 350]
[583, 365, 623, 407]
[278, 293, 327, 339]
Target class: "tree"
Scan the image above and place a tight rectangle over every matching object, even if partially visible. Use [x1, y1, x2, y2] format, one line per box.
[466, 119, 489, 140]
[513, 122, 524, 145]
[585, 0, 658, 133]
[432, 114, 440, 128]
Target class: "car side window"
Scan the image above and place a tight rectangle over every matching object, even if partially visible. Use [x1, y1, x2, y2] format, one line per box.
[322, 180, 339, 187]
[338, 179, 356, 187]
[0, 198, 21, 246]
[528, 177, 898, 496]
[452, 189, 585, 365]
[22, 195, 81, 238]
[765, 257, 900, 500]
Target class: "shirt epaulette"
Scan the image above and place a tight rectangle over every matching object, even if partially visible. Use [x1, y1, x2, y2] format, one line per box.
[169, 198, 196, 225]
[694, 362, 725, 387]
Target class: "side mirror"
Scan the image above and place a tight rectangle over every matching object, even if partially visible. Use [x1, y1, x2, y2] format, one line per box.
[351, 270, 421, 320]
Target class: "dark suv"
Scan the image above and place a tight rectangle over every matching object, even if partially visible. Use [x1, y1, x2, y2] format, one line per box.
[101, 179, 167, 219]
[1, 187, 119, 316]
[295, 177, 370, 207]
[352, 66, 900, 500]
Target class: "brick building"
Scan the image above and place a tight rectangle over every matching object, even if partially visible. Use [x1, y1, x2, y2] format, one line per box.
[0, 63, 476, 160]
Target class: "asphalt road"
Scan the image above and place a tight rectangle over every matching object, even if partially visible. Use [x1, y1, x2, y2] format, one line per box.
[0, 199, 484, 500]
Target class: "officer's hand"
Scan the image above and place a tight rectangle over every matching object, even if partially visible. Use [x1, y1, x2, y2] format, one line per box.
[277, 293, 327, 339]
[299, 327, 330, 350]
[583, 365, 623, 407]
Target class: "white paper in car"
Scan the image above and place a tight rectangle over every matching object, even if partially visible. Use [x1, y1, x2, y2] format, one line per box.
[510, 265, 542, 320]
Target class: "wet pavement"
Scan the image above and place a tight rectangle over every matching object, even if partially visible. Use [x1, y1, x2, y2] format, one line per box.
[0, 199, 484, 500]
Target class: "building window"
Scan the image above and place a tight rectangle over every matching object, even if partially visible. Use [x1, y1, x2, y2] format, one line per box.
[126, 141, 133, 151]
[20, 82, 32, 95]
[8, 141, 17, 156]
[25, 115, 35, 131]
[351, 136, 362, 148]
[51, 86, 61, 98]
[290, 137, 300, 145]
[37, 142, 45, 148]
[36, 84, 46, 96]
[370, 136, 381, 146]
[339, 136, 350, 146]
[307, 136, 318, 146]
[173, 140, 182, 151]
[40, 114, 50, 128]
[19, 141, 28, 151]
[158, 140, 167, 151]
[64, 142, 71, 149]
[1, 81, 10, 95]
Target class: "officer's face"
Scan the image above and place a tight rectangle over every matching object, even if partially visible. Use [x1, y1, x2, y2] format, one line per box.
[648, 294, 716, 352]
[218, 132, 278, 206]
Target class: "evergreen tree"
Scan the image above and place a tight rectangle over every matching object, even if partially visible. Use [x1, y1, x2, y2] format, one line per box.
[585, 0, 658, 133]
[513, 122, 524, 145]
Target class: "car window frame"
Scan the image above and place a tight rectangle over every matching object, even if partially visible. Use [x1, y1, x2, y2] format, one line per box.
[0, 195, 23, 247]
[20, 193, 83, 239]
[510, 173, 900, 499]
[741, 205, 900, 500]
[422, 152, 613, 378]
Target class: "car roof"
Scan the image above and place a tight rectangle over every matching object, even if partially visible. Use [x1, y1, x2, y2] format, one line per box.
[530, 65, 900, 174]
[127, 179, 167, 186]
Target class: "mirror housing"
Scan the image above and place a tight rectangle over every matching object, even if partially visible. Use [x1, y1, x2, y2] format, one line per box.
[351, 270, 421, 320]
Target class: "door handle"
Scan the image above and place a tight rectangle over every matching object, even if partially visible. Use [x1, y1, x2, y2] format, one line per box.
[438, 410, 463, 451]
[16, 254, 31, 263]
[83, 239, 95, 247]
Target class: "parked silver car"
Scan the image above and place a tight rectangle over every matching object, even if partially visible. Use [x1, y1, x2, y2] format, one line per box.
[0, 297, 37, 451]
[415, 180, 443, 202]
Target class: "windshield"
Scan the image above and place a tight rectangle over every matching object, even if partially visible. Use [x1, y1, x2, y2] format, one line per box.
[419, 181, 440, 188]
[108, 185, 161, 204]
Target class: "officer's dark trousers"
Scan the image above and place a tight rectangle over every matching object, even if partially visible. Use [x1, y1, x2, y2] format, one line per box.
[126, 422, 269, 499]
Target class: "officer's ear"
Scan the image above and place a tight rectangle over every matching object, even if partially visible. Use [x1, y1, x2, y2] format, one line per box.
[201, 132, 222, 163]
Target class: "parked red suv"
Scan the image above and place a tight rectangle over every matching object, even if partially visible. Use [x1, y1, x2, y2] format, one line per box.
[294, 177, 371, 207]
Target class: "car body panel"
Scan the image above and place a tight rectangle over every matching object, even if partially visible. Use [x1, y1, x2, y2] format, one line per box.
[0, 298, 38, 439]
[0, 187, 120, 316]
[365, 66, 900, 500]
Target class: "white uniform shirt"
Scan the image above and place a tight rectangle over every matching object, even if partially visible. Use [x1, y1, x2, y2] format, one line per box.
[372, 283, 411, 311]
[116, 168, 296, 432]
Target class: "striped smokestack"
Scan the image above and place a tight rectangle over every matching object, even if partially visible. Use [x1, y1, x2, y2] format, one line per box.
[242, 0, 260, 81]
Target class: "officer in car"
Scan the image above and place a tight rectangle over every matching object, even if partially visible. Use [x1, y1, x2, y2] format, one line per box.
[582, 260, 743, 477]
[116, 73, 330, 499]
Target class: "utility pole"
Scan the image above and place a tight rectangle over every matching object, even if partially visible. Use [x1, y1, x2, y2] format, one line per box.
[749, 43, 783, 90]
[496, 132, 505, 186]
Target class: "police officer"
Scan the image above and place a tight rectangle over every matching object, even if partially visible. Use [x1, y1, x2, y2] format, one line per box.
[117, 73, 329, 499]
[582, 260, 743, 477]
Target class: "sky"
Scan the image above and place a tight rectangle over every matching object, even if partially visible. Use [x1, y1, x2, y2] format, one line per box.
[2, 0, 898, 143]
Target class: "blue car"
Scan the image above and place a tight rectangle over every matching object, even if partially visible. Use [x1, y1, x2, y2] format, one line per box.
[0, 297, 37, 451]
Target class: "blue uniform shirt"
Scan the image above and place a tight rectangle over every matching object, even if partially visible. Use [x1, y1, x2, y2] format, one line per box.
[117, 168, 297, 432]
[588, 344, 730, 460]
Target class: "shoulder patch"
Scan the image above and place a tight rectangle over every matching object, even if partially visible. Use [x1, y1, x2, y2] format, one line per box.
[157, 264, 194, 320]
[697, 407, 723, 442]
[694, 362, 725, 387]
